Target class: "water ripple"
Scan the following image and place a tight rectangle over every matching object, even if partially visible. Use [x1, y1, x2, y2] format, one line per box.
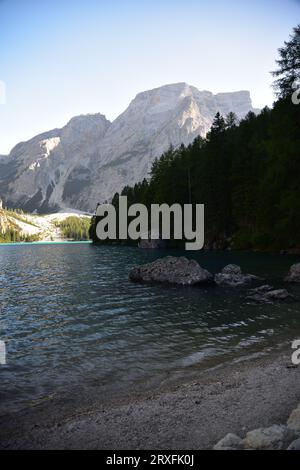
[0, 244, 300, 414]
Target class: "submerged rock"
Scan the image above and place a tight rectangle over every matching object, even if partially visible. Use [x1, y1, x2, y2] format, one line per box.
[214, 264, 261, 287]
[139, 239, 167, 249]
[285, 263, 300, 283]
[129, 256, 213, 286]
[138, 230, 167, 249]
[246, 285, 294, 303]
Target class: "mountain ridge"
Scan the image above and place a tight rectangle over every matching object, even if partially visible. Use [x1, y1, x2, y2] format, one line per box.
[0, 83, 259, 213]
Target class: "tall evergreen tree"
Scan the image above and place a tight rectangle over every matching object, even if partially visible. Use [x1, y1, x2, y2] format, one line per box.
[272, 24, 300, 98]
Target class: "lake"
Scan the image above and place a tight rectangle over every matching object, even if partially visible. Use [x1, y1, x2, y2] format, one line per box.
[0, 243, 299, 415]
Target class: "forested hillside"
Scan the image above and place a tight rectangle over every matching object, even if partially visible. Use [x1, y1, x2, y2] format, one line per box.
[57, 216, 91, 241]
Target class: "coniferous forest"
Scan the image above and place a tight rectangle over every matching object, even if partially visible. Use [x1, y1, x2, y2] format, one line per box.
[90, 25, 300, 252]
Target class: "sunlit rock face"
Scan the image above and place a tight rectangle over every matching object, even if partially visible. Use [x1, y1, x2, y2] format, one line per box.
[0, 114, 110, 213]
[0, 83, 258, 213]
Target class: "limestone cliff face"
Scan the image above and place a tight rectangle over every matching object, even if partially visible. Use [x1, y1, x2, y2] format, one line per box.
[0, 83, 258, 213]
[0, 114, 110, 212]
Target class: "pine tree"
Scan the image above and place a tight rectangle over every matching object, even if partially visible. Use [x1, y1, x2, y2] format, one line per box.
[272, 24, 300, 98]
[207, 112, 226, 140]
[225, 112, 238, 128]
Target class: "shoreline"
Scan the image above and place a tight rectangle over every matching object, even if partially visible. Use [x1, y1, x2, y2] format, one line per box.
[0, 239, 299, 257]
[0, 240, 91, 246]
[1, 345, 299, 449]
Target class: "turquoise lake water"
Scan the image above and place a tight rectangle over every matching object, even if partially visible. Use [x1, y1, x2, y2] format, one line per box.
[0, 243, 299, 414]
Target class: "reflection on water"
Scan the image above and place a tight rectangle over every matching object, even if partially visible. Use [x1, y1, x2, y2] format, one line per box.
[0, 244, 299, 414]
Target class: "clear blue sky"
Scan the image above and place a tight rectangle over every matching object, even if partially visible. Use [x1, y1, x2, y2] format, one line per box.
[0, 0, 299, 154]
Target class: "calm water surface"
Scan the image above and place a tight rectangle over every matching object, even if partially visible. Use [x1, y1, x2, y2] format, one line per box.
[0, 244, 300, 414]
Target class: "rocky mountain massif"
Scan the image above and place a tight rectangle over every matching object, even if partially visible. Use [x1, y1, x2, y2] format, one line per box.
[0, 83, 259, 213]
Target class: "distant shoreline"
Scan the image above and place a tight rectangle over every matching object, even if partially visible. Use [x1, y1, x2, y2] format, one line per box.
[0, 240, 92, 246]
[1, 240, 299, 256]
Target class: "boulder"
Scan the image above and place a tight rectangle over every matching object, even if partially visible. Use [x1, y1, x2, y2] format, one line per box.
[246, 285, 294, 303]
[287, 404, 300, 434]
[213, 433, 243, 450]
[248, 284, 273, 293]
[287, 438, 300, 450]
[285, 263, 300, 283]
[139, 239, 167, 249]
[129, 256, 213, 286]
[243, 425, 295, 450]
[215, 264, 261, 287]
[222, 264, 242, 275]
[264, 289, 294, 301]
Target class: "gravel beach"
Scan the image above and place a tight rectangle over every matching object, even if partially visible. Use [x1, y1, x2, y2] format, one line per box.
[1, 347, 299, 450]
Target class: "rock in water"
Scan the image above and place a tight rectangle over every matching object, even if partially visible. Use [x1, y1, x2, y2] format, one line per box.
[138, 239, 167, 249]
[138, 230, 167, 249]
[285, 263, 300, 283]
[129, 256, 213, 286]
[221, 264, 242, 275]
[246, 285, 294, 303]
[214, 264, 261, 287]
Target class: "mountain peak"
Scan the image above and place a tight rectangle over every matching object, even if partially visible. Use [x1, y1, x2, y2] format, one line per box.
[65, 113, 110, 128]
[0, 83, 258, 212]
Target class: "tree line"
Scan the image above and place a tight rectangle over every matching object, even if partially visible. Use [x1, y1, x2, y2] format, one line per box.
[58, 216, 91, 241]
